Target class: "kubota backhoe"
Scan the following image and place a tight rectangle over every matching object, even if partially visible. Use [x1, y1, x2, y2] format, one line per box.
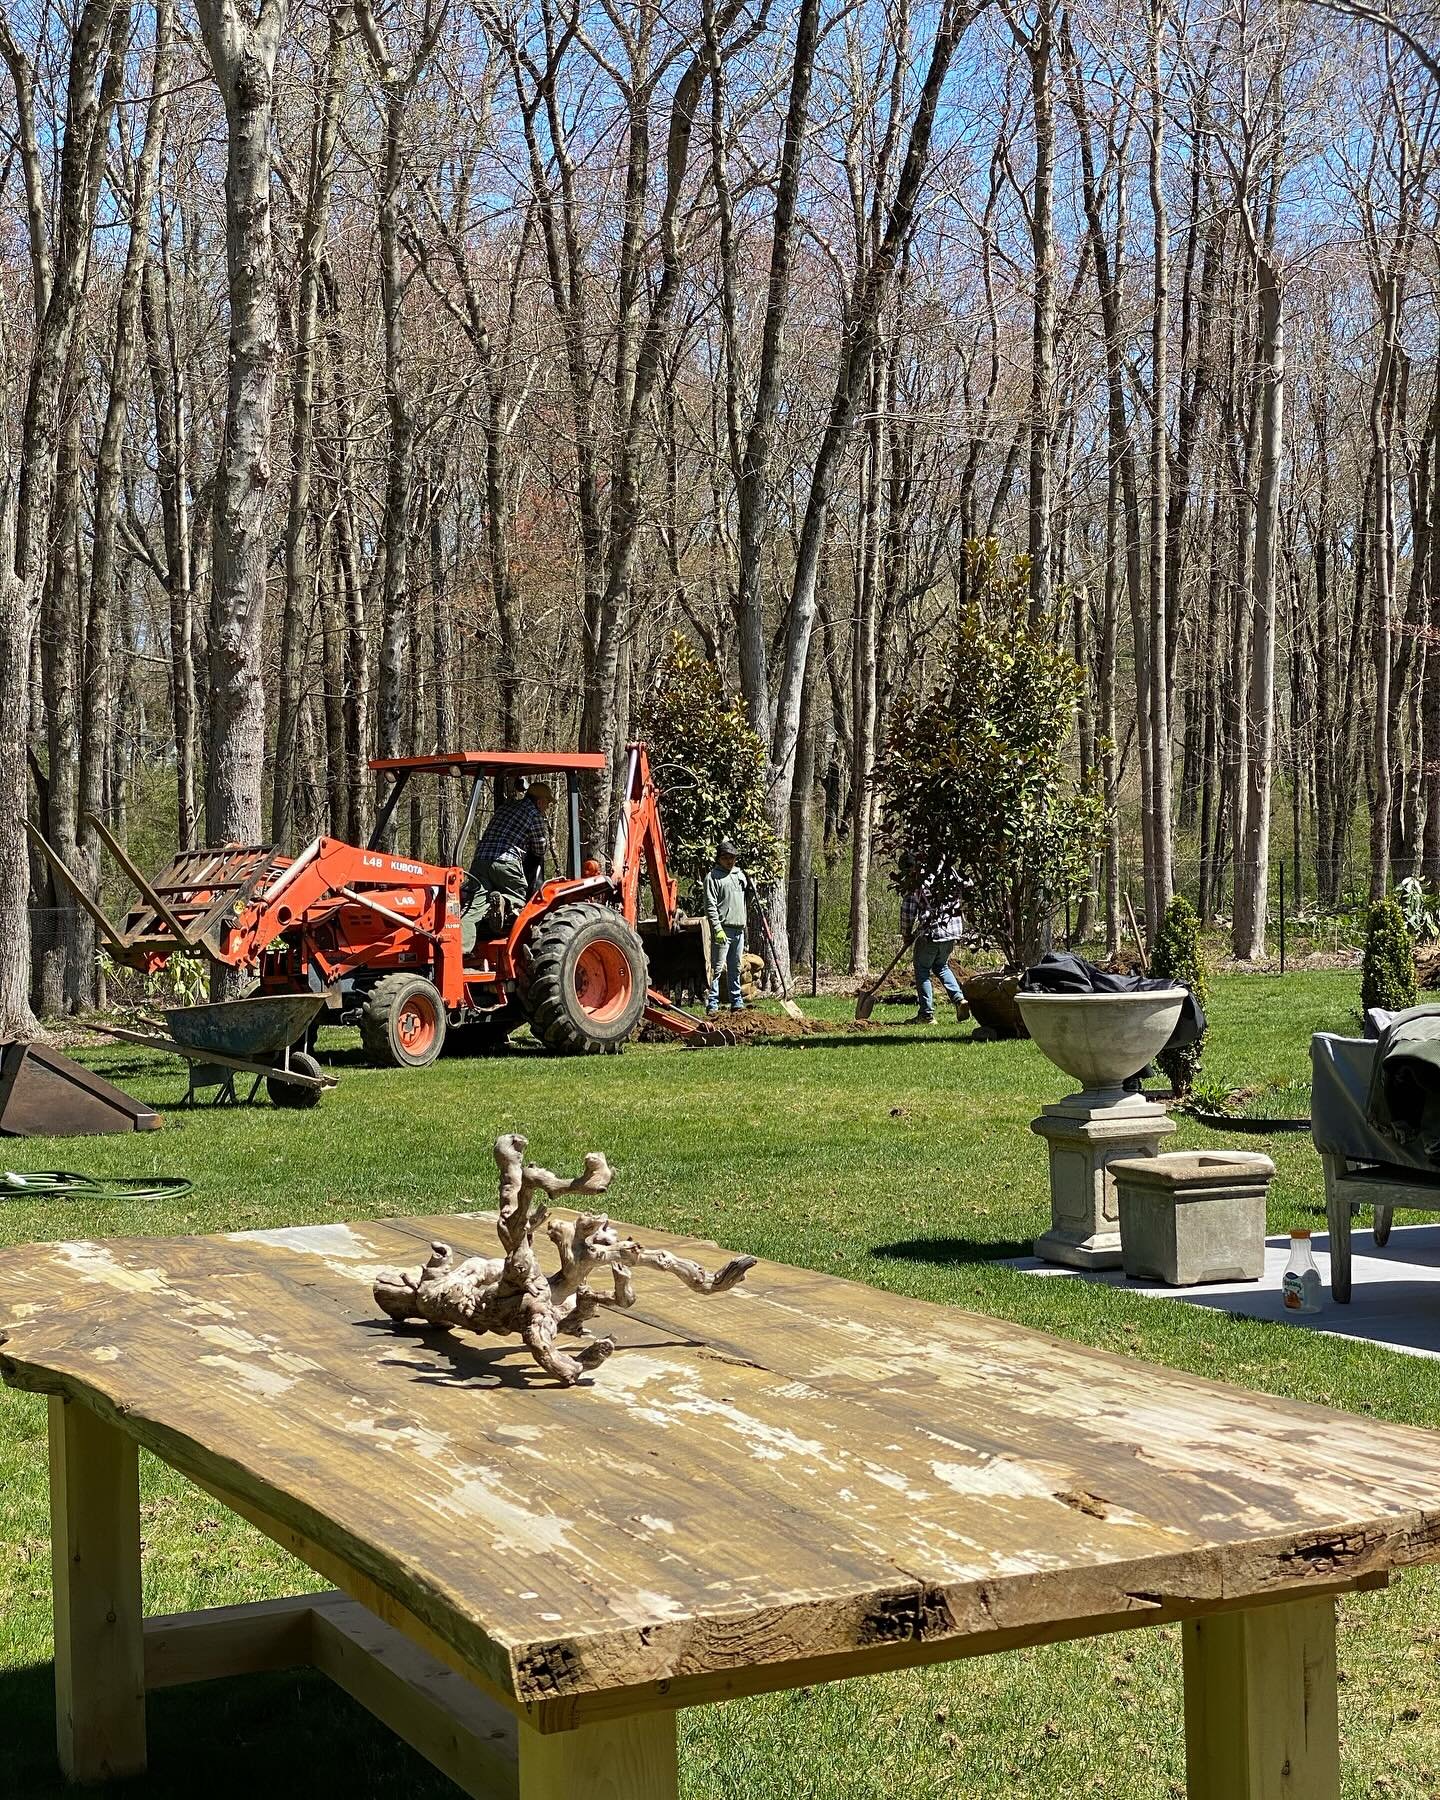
[33, 744, 721, 1065]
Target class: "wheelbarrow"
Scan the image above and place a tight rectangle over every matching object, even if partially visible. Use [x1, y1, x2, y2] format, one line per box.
[90, 994, 336, 1109]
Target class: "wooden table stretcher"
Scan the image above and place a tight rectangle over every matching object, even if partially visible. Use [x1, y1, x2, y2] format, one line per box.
[5, 1210, 1440, 1798]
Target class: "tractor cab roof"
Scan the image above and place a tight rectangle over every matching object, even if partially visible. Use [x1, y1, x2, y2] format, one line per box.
[369, 751, 607, 777]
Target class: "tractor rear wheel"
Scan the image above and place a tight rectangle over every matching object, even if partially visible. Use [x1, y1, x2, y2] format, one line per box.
[360, 973, 447, 1068]
[518, 903, 648, 1054]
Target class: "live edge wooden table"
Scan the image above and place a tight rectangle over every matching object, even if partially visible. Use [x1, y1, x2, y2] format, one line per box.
[5, 1216, 1440, 1800]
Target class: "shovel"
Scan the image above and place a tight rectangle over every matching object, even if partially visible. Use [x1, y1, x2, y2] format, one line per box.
[747, 889, 806, 1022]
[855, 937, 914, 1022]
[1125, 894, 1151, 974]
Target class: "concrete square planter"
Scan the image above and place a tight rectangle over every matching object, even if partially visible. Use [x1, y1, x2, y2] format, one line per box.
[1112, 1150, 1275, 1286]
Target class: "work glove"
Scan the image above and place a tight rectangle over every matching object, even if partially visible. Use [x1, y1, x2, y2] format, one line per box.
[714, 929, 728, 946]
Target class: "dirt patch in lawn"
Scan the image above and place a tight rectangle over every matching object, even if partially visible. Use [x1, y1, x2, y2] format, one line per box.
[641, 1007, 879, 1045]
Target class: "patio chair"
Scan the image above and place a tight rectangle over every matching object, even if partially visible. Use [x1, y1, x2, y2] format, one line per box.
[1311, 1009, 1440, 1302]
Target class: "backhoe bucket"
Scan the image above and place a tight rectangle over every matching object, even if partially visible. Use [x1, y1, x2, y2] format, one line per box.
[639, 918, 709, 1005]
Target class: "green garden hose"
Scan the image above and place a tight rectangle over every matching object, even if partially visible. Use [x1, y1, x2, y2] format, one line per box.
[0, 1170, 193, 1202]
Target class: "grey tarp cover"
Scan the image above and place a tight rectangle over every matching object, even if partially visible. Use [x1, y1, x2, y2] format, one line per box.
[1310, 1004, 1440, 1172]
[1366, 1005, 1440, 1163]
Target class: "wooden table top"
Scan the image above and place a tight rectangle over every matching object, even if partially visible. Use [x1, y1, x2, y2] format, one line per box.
[5, 1211, 1440, 1722]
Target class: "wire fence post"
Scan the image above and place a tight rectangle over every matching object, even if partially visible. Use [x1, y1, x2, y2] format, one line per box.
[811, 874, 819, 998]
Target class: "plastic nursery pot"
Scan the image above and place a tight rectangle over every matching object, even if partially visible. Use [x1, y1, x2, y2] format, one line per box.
[961, 970, 1028, 1039]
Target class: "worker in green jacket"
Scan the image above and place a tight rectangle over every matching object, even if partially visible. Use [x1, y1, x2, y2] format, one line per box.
[704, 839, 749, 1016]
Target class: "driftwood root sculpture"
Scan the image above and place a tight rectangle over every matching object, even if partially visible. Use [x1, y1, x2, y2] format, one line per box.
[373, 1133, 757, 1385]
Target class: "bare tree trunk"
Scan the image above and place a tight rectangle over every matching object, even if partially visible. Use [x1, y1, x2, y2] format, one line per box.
[1146, 0, 1173, 925]
[79, 0, 170, 1000]
[428, 463, 455, 850]
[143, 252, 199, 851]
[1060, 18, 1142, 948]
[1367, 272, 1400, 900]
[39, 409, 84, 1014]
[319, 505, 347, 836]
[196, 0, 288, 855]
[273, 4, 345, 847]
[1004, 0, 1056, 623]
[732, 0, 822, 735]
[1421, 380, 1440, 880]
[1233, 249, 1284, 960]
[356, 0, 448, 799]
[319, 260, 371, 841]
[1101, 455, 1122, 956]
[848, 353, 884, 975]
[1073, 579, 1097, 945]
[769, 0, 981, 937]
[1310, 370, 1339, 906]
[371, 84, 415, 787]
[0, 0, 125, 1035]
[787, 597, 826, 970]
[1197, 488, 1224, 921]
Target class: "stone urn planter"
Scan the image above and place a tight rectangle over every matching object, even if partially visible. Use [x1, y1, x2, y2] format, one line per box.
[1016, 988, 1187, 1108]
[961, 970, 1028, 1039]
[1015, 988, 1187, 1270]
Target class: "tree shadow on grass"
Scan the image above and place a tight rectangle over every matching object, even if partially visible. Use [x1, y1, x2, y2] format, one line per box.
[0, 1661, 464, 1799]
[872, 1235, 1034, 1267]
[754, 1031, 983, 1051]
[313, 1038, 547, 1071]
[70, 1054, 169, 1084]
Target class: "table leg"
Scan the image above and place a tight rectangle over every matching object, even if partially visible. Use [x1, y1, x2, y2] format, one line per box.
[1183, 1595, 1339, 1799]
[48, 1396, 147, 1783]
[518, 1713, 678, 1800]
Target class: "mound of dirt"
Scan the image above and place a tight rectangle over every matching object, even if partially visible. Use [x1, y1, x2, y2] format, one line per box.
[721, 1010, 821, 1040]
[640, 1007, 876, 1046]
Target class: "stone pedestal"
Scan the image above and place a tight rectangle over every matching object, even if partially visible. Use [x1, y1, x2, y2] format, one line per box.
[1113, 1150, 1275, 1286]
[1031, 1093, 1176, 1269]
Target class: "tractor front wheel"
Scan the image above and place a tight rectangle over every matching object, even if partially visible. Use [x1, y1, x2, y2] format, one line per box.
[518, 904, 648, 1054]
[360, 973, 447, 1068]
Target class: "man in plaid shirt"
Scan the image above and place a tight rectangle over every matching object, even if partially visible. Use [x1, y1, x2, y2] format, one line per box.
[899, 865, 968, 1025]
[464, 782, 554, 940]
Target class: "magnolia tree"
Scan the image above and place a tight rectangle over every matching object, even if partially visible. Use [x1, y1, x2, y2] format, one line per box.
[879, 547, 1106, 970]
[639, 638, 783, 894]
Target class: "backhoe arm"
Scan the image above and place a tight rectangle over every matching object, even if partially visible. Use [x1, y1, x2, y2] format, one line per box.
[610, 744, 682, 930]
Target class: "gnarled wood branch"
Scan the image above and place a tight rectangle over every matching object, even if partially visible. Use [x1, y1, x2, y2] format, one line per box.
[373, 1133, 756, 1385]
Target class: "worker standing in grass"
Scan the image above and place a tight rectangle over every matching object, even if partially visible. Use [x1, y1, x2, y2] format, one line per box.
[468, 781, 554, 927]
[704, 839, 749, 1017]
[899, 867, 969, 1025]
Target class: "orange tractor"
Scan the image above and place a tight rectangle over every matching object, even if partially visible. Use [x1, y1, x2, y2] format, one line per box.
[40, 744, 721, 1064]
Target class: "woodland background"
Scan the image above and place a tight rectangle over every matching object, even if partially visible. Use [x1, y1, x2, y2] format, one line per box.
[1, 0, 1438, 1029]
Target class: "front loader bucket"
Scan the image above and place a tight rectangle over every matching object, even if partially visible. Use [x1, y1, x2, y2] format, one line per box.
[0, 1042, 161, 1136]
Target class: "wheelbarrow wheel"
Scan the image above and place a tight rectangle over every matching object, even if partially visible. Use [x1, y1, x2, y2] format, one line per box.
[360, 973, 447, 1068]
[268, 1050, 324, 1109]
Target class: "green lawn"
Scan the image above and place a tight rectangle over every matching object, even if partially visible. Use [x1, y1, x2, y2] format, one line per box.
[4, 972, 1440, 1798]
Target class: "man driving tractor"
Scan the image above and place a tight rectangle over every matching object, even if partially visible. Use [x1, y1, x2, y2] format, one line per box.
[464, 780, 555, 945]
